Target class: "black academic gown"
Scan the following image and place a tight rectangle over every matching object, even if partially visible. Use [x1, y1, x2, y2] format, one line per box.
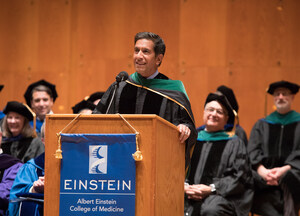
[185, 132, 253, 216]
[93, 73, 197, 168]
[248, 117, 300, 216]
[1, 136, 44, 163]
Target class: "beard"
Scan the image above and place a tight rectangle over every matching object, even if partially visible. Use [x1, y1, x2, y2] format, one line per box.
[275, 100, 291, 113]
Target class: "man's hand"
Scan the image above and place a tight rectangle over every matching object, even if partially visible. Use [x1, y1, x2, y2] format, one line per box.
[32, 176, 45, 193]
[177, 124, 191, 143]
[185, 184, 212, 201]
[266, 165, 291, 186]
[257, 164, 291, 186]
[257, 164, 271, 181]
[257, 164, 277, 185]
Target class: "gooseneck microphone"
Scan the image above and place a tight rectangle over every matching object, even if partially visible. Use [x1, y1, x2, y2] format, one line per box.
[106, 71, 129, 114]
[116, 71, 129, 83]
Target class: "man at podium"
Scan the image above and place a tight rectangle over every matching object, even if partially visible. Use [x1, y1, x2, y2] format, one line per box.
[93, 31, 197, 166]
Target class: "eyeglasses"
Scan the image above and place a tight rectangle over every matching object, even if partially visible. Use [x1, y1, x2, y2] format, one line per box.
[205, 107, 227, 116]
[273, 92, 291, 97]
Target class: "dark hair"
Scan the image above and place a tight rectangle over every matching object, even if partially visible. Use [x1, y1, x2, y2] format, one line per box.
[134, 32, 166, 56]
[31, 85, 53, 101]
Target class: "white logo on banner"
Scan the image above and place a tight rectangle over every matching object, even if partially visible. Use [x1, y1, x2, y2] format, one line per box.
[89, 145, 107, 174]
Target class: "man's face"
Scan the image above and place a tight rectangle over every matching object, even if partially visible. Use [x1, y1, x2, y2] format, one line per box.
[203, 101, 228, 132]
[273, 87, 294, 113]
[7, 111, 25, 137]
[31, 91, 53, 120]
[133, 39, 163, 78]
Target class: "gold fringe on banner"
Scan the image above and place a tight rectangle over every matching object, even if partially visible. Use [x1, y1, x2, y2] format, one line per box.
[55, 114, 82, 159]
[117, 113, 143, 161]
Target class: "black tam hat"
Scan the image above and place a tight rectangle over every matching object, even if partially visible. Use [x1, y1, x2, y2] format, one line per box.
[204, 93, 234, 124]
[216, 85, 239, 113]
[216, 85, 238, 125]
[24, 79, 58, 106]
[3, 101, 34, 121]
[72, 100, 96, 114]
[86, 92, 105, 103]
[267, 80, 299, 95]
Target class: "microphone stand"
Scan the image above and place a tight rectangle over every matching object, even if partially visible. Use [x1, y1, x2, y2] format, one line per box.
[105, 72, 128, 114]
[105, 81, 119, 114]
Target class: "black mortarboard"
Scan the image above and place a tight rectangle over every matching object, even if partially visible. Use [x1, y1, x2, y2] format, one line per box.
[0, 85, 3, 92]
[24, 79, 58, 106]
[216, 85, 238, 125]
[204, 93, 234, 124]
[72, 100, 96, 114]
[267, 80, 299, 95]
[217, 85, 239, 112]
[3, 101, 34, 121]
[86, 92, 105, 103]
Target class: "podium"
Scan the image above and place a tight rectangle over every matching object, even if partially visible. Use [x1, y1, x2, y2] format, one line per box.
[44, 114, 185, 216]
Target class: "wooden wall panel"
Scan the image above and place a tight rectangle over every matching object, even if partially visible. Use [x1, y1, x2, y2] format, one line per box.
[65, 0, 180, 113]
[0, 0, 299, 136]
[226, 0, 300, 134]
[179, 0, 300, 134]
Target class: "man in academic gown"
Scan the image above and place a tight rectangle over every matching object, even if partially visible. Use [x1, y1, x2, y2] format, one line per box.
[197, 85, 248, 145]
[93, 32, 197, 167]
[72, 99, 96, 114]
[24, 79, 58, 134]
[86, 91, 105, 105]
[248, 80, 300, 216]
[185, 92, 253, 216]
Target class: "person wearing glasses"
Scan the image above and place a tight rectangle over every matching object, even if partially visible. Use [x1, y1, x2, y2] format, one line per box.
[197, 85, 248, 146]
[184, 92, 253, 216]
[248, 80, 300, 216]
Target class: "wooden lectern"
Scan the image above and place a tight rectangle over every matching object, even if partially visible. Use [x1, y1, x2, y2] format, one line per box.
[44, 114, 185, 216]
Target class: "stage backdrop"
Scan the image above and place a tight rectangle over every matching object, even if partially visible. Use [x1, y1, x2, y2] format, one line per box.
[0, 0, 299, 136]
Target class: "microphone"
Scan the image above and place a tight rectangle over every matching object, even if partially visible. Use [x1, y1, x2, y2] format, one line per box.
[116, 71, 129, 83]
[106, 71, 128, 114]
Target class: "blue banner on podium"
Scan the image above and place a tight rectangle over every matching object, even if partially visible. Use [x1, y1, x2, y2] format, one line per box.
[59, 134, 136, 215]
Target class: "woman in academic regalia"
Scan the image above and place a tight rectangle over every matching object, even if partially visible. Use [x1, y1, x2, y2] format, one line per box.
[1, 101, 44, 163]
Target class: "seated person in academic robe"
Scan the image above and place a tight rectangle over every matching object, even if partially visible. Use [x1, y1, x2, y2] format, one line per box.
[72, 99, 96, 115]
[0, 127, 23, 216]
[1, 101, 44, 163]
[185, 92, 253, 216]
[24, 79, 58, 134]
[8, 123, 45, 216]
[248, 80, 300, 216]
[86, 91, 105, 106]
[197, 85, 248, 145]
[93, 32, 197, 167]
